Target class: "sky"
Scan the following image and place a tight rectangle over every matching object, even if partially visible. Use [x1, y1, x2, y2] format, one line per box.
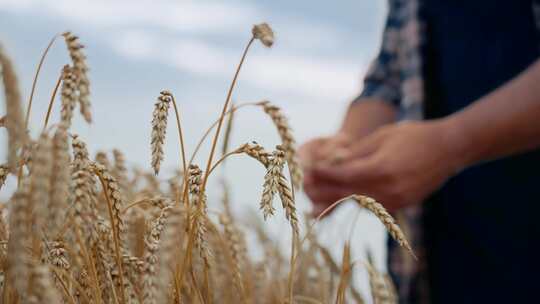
[0, 0, 389, 298]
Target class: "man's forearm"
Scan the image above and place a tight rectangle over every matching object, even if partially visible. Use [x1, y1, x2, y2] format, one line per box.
[340, 98, 398, 140]
[443, 59, 540, 169]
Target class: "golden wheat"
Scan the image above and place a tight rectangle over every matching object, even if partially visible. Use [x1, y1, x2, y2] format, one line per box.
[0, 23, 410, 304]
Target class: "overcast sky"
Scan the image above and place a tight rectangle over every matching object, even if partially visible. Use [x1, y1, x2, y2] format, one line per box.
[1, 0, 389, 298]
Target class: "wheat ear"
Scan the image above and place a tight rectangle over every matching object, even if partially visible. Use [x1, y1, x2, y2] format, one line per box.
[260, 150, 280, 219]
[252, 23, 274, 47]
[260, 101, 303, 190]
[351, 195, 415, 258]
[142, 205, 172, 304]
[365, 261, 396, 304]
[6, 181, 31, 294]
[47, 125, 70, 235]
[273, 147, 299, 236]
[188, 164, 212, 267]
[0, 43, 26, 173]
[154, 207, 184, 304]
[60, 65, 77, 127]
[150, 91, 171, 175]
[62, 31, 92, 123]
[219, 213, 247, 303]
[29, 132, 54, 232]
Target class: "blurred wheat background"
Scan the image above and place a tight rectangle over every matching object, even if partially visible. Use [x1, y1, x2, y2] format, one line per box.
[0, 0, 389, 299]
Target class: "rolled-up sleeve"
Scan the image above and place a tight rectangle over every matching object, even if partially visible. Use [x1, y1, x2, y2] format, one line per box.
[355, 0, 402, 107]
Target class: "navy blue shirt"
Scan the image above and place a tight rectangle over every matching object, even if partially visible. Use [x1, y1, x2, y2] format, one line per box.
[421, 0, 540, 303]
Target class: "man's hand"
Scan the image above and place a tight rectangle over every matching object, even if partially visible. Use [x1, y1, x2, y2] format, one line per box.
[313, 120, 463, 212]
[298, 132, 355, 216]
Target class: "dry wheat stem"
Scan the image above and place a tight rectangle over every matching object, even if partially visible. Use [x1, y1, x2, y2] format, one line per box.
[221, 101, 235, 157]
[167, 92, 189, 205]
[25, 33, 59, 128]
[188, 101, 261, 165]
[335, 242, 356, 304]
[201, 37, 255, 193]
[42, 66, 64, 130]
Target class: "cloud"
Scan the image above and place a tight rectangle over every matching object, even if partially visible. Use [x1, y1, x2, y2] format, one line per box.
[0, 0, 367, 101]
[109, 29, 363, 101]
[0, 0, 260, 34]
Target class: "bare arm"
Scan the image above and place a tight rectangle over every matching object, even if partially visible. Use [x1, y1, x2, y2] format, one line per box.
[445, 59, 540, 169]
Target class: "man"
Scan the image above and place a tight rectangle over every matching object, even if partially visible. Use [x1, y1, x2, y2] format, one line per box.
[299, 0, 540, 303]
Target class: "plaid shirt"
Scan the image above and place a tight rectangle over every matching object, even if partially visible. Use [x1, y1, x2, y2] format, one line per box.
[356, 0, 540, 303]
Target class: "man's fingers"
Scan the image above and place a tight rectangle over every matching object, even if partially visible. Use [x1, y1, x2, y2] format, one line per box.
[298, 138, 329, 169]
[314, 157, 380, 184]
[338, 131, 383, 163]
[316, 133, 351, 163]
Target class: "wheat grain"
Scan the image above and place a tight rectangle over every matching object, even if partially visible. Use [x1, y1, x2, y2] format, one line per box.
[351, 195, 415, 258]
[150, 91, 172, 175]
[95, 151, 112, 170]
[252, 23, 274, 47]
[0, 43, 26, 173]
[0, 165, 8, 191]
[47, 241, 70, 270]
[71, 134, 91, 171]
[62, 32, 92, 123]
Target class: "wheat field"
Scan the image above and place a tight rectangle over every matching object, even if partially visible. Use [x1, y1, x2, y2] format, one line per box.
[0, 23, 412, 304]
